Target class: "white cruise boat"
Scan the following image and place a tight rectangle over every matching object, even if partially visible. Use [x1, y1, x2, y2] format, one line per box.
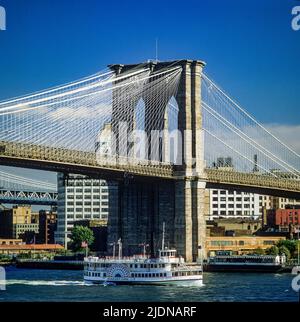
[84, 226, 203, 286]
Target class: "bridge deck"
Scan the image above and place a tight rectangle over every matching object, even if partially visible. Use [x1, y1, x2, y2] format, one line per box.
[1, 141, 300, 195]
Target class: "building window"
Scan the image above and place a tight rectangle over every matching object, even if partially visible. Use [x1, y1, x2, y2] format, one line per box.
[263, 240, 275, 245]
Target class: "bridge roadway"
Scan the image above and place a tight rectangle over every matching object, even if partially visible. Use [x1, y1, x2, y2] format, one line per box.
[1, 140, 300, 198]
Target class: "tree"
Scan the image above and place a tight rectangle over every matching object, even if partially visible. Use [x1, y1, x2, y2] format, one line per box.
[278, 245, 291, 260]
[70, 226, 94, 252]
[276, 240, 297, 258]
[266, 245, 279, 256]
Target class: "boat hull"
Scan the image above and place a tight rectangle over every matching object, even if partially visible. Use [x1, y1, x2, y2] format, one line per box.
[84, 277, 203, 286]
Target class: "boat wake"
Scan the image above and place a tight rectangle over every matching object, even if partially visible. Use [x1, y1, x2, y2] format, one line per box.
[6, 280, 93, 286]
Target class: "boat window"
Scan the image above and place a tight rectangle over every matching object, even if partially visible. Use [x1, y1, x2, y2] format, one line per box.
[103, 273, 106, 277]
[164, 273, 167, 277]
[131, 273, 134, 277]
[135, 264, 138, 268]
[162, 264, 165, 268]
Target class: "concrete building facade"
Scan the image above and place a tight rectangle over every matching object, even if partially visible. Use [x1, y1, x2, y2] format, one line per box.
[208, 189, 260, 220]
[206, 236, 285, 257]
[55, 173, 109, 247]
[0, 205, 39, 240]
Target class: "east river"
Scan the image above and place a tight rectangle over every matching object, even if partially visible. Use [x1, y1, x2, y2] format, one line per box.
[0, 267, 298, 302]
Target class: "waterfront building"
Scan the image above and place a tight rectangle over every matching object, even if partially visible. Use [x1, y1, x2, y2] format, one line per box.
[55, 173, 110, 247]
[207, 189, 300, 221]
[208, 189, 260, 219]
[0, 243, 64, 255]
[37, 209, 57, 244]
[266, 208, 300, 233]
[0, 205, 39, 240]
[0, 238, 23, 246]
[259, 195, 300, 212]
[207, 218, 261, 237]
[206, 236, 285, 257]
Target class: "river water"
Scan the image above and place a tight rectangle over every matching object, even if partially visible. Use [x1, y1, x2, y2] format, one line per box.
[0, 267, 298, 302]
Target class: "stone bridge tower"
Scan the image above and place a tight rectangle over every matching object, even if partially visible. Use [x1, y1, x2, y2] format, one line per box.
[107, 60, 206, 262]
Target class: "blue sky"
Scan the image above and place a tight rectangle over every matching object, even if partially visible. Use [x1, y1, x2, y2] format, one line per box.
[0, 0, 299, 183]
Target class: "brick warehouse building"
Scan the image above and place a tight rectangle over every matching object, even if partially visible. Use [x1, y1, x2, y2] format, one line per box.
[267, 208, 300, 234]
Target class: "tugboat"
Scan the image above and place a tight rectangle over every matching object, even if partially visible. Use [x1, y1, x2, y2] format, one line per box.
[83, 224, 203, 285]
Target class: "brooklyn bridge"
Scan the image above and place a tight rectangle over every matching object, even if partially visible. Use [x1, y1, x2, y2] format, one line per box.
[0, 60, 299, 261]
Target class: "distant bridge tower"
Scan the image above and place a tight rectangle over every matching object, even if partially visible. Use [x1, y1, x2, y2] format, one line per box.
[107, 60, 206, 262]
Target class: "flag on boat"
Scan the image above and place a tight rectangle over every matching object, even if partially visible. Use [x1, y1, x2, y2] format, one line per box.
[81, 241, 88, 248]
